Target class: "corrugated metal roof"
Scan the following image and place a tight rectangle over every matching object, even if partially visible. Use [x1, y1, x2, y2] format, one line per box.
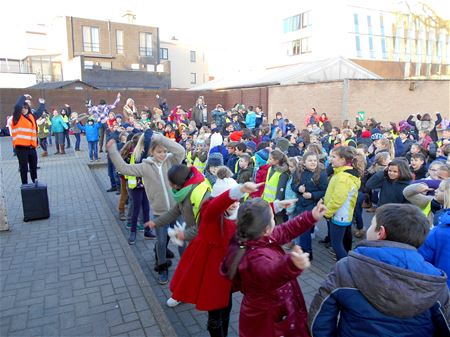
[190, 56, 382, 90]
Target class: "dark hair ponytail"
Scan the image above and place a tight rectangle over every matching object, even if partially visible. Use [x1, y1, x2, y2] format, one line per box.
[224, 198, 272, 280]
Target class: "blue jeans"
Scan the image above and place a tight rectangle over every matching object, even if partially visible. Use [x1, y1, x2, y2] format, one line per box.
[354, 192, 364, 230]
[297, 227, 315, 254]
[107, 155, 119, 188]
[39, 137, 47, 152]
[88, 141, 98, 160]
[130, 188, 150, 232]
[64, 129, 71, 147]
[74, 133, 81, 150]
[48, 133, 52, 145]
[153, 215, 185, 265]
[330, 223, 352, 261]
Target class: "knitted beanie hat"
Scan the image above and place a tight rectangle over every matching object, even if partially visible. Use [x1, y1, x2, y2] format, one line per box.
[275, 137, 290, 153]
[206, 152, 224, 168]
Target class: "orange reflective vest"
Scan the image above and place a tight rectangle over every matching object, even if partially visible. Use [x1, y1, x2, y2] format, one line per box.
[11, 114, 38, 148]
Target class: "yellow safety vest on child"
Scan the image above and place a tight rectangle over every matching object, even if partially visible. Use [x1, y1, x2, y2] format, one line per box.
[262, 167, 281, 202]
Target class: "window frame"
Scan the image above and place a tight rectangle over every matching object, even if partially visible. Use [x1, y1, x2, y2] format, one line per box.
[160, 48, 169, 60]
[82, 26, 100, 53]
[190, 50, 196, 62]
[116, 30, 124, 54]
[190, 72, 196, 84]
[139, 32, 153, 56]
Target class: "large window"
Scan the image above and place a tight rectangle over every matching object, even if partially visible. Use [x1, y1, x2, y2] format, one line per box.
[190, 50, 196, 62]
[116, 30, 123, 54]
[160, 48, 168, 60]
[287, 37, 311, 56]
[190, 72, 196, 84]
[83, 26, 100, 52]
[367, 15, 375, 58]
[283, 11, 311, 33]
[139, 32, 153, 56]
[380, 15, 387, 59]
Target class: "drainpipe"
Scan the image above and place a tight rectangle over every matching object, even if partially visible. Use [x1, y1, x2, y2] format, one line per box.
[342, 79, 349, 124]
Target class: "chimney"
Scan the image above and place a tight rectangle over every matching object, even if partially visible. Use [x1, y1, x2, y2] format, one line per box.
[122, 10, 136, 24]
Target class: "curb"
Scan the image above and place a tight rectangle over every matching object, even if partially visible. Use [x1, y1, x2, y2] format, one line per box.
[89, 166, 178, 337]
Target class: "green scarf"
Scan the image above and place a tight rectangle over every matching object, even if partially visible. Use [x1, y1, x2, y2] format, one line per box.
[172, 185, 194, 203]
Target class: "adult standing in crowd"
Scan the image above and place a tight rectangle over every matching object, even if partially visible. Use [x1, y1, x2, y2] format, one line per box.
[11, 94, 45, 184]
[192, 96, 207, 128]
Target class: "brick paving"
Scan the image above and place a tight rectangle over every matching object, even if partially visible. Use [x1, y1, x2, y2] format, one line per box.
[0, 135, 375, 337]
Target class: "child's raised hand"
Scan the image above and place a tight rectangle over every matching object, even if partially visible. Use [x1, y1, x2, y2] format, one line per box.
[312, 199, 327, 220]
[298, 185, 306, 193]
[290, 245, 311, 270]
[106, 139, 116, 151]
[240, 182, 263, 194]
[278, 199, 298, 209]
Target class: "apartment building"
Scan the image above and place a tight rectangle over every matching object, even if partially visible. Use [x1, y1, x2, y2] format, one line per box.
[280, 0, 450, 79]
[160, 38, 209, 89]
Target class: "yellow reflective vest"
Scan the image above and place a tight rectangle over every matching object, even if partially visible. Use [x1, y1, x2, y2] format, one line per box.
[193, 157, 206, 173]
[125, 154, 143, 189]
[262, 167, 282, 202]
[191, 180, 212, 222]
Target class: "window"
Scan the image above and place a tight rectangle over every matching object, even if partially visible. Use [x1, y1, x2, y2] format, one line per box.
[116, 30, 123, 54]
[147, 64, 155, 72]
[288, 37, 311, 56]
[380, 15, 387, 59]
[84, 60, 94, 70]
[100, 62, 111, 69]
[190, 72, 196, 84]
[190, 50, 196, 62]
[367, 16, 375, 58]
[354, 14, 362, 57]
[83, 26, 100, 52]
[283, 11, 310, 33]
[139, 32, 152, 56]
[160, 48, 168, 60]
[355, 36, 362, 57]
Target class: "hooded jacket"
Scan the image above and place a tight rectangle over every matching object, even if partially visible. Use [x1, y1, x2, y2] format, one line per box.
[309, 240, 450, 337]
[419, 209, 450, 288]
[323, 166, 361, 226]
[108, 133, 185, 215]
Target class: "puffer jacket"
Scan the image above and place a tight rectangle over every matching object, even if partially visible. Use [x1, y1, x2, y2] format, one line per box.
[309, 240, 450, 337]
[323, 166, 361, 226]
[419, 209, 450, 288]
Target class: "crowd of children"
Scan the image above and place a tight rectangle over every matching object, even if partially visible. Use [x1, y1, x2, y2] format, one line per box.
[10, 92, 450, 336]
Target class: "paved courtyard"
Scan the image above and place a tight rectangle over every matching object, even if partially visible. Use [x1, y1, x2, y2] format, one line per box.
[0, 135, 374, 337]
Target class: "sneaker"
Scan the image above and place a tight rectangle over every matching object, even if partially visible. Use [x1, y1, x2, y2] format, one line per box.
[319, 237, 330, 244]
[154, 260, 172, 272]
[144, 227, 156, 239]
[125, 223, 132, 230]
[166, 248, 175, 259]
[128, 231, 137, 245]
[158, 269, 169, 285]
[106, 187, 118, 192]
[119, 212, 126, 221]
[166, 297, 181, 307]
[137, 224, 145, 232]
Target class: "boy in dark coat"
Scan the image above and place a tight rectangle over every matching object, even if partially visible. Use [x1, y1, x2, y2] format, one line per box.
[309, 204, 450, 337]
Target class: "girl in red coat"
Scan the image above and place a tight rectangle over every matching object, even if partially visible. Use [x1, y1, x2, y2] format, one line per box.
[222, 198, 327, 337]
[169, 172, 262, 337]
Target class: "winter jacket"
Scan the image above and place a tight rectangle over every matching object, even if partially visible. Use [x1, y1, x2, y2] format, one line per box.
[394, 137, 413, 157]
[192, 104, 205, 126]
[211, 108, 227, 129]
[170, 186, 245, 311]
[153, 167, 209, 241]
[226, 153, 239, 174]
[251, 164, 270, 198]
[323, 166, 361, 226]
[70, 114, 88, 134]
[407, 113, 442, 141]
[77, 122, 101, 142]
[309, 240, 450, 337]
[244, 111, 256, 129]
[403, 183, 435, 225]
[37, 118, 51, 139]
[365, 170, 410, 206]
[223, 211, 317, 337]
[51, 115, 68, 133]
[292, 169, 328, 214]
[108, 133, 185, 215]
[419, 209, 450, 288]
[236, 166, 253, 184]
[411, 163, 427, 180]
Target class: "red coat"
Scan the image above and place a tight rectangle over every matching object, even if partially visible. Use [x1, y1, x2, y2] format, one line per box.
[250, 164, 269, 198]
[170, 189, 237, 311]
[235, 211, 315, 337]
